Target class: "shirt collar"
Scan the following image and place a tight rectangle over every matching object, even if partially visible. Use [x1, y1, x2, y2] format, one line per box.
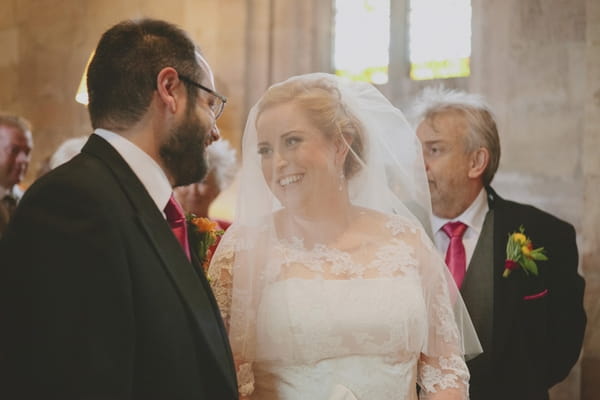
[432, 188, 489, 234]
[0, 184, 23, 200]
[94, 128, 172, 213]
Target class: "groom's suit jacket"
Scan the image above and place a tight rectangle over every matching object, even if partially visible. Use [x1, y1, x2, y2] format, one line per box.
[0, 134, 238, 399]
[463, 187, 586, 400]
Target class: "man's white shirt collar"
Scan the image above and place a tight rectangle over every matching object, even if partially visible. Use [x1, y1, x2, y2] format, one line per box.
[432, 188, 489, 235]
[0, 185, 9, 199]
[0, 184, 24, 201]
[94, 129, 172, 215]
[431, 188, 490, 267]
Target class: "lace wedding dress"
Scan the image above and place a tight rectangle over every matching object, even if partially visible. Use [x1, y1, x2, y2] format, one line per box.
[209, 211, 470, 400]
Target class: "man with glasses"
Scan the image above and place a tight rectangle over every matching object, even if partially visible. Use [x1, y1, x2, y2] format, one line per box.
[0, 18, 237, 399]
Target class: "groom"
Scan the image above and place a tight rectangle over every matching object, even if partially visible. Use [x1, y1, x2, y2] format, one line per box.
[0, 19, 238, 399]
[413, 87, 586, 400]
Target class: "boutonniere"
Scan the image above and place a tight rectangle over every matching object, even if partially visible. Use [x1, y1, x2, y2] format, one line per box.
[187, 214, 225, 273]
[503, 225, 548, 278]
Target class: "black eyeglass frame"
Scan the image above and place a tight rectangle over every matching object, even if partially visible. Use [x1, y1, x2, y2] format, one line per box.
[179, 75, 227, 119]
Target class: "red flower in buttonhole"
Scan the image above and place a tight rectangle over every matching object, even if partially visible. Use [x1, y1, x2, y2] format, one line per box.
[504, 259, 519, 272]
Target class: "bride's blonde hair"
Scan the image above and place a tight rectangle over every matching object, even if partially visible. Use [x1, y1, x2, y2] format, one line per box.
[256, 77, 365, 179]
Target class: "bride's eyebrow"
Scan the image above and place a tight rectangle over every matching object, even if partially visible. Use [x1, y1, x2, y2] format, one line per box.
[281, 130, 304, 138]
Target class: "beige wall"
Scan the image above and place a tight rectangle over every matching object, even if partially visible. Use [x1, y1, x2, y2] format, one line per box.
[472, 2, 599, 398]
[0, 0, 250, 181]
[581, 1, 600, 398]
[1, 0, 598, 398]
[386, 2, 599, 396]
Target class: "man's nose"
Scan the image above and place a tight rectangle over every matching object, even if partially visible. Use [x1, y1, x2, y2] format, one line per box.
[208, 125, 220, 145]
[421, 154, 430, 171]
[16, 151, 30, 164]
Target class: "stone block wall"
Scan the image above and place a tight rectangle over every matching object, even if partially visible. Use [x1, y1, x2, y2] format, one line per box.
[0, 0, 597, 397]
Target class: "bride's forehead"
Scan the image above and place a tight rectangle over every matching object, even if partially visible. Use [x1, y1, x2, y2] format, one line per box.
[256, 105, 315, 138]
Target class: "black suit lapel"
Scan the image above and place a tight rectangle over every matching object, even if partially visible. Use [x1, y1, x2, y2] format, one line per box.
[136, 212, 237, 392]
[81, 134, 237, 395]
[488, 187, 522, 359]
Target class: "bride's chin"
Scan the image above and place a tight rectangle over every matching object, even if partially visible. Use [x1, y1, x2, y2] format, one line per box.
[278, 193, 309, 212]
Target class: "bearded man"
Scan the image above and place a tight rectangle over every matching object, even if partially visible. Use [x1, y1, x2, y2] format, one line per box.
[0, 18, 237, 400]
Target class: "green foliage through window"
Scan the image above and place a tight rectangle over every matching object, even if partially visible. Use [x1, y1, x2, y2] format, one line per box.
[334, 0, 390, 84]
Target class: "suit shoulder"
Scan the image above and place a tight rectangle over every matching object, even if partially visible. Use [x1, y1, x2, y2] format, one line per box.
[493, 195, 575, 235]
[20, 153, 122, 210]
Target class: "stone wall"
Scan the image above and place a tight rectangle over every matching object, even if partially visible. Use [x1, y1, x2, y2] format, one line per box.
[581, 1, 600, 398]
[0, 0, 249, 182]
[0, 0, 598, 397]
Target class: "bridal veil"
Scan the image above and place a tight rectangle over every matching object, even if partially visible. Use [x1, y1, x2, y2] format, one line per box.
[208, 73, 481, 395]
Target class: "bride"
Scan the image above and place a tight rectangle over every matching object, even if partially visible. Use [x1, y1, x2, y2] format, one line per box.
[208, 73, 480, 399]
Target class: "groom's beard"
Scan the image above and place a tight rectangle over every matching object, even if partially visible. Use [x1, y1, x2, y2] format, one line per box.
[160, 105, 209, 188]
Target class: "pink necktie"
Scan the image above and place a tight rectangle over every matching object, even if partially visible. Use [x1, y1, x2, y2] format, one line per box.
[442, 221, 468, 289]
[164, 195, 191, 261]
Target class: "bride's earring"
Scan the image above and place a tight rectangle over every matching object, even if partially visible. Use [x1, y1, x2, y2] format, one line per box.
[338, 171, 345, 191]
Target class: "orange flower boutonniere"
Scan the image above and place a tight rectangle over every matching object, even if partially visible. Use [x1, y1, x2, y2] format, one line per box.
[503, 225, 548, 278]
[187, 215, 225, 272]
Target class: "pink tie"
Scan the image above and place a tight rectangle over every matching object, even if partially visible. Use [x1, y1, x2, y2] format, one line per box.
[164, 195, 191, 261]
[442, 221, 468, 289]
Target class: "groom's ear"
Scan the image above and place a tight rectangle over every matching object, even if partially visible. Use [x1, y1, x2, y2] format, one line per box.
[155, 67, 185, 114]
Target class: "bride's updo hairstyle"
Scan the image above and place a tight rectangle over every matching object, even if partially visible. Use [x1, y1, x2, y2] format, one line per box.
[256, 77, 365, 179]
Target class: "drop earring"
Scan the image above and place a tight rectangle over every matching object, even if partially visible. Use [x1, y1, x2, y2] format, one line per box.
[338, 171, 345, 191]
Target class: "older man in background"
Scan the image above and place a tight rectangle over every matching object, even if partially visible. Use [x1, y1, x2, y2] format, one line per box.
[0, 114, 33, 238]
[0, 18, 237, 399]
[412, 87, 586, 400]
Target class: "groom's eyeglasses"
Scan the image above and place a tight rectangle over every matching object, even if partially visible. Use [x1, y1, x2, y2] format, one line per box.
[179, 75, 227, 120]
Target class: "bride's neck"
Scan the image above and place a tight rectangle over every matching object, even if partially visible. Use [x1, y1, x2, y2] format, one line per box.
[282, 193, 355, 245]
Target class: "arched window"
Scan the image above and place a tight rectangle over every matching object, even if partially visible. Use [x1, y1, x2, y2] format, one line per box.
[408, 0, 472, 80]
[333, 0, 391, 84]
[333, 0, 471, 83]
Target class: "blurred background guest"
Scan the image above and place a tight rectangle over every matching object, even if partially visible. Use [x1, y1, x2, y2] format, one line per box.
[174, 139, 238, 231]
[48, 136, 89, 170]
[0, 113, 33, 238]
[36, 136, 88, 178]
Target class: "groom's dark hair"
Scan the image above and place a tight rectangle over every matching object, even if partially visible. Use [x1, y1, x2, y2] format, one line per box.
[87, 18, 203, 131]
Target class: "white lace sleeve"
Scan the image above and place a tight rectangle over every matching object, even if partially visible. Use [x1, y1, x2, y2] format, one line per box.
[207, 228, 255, 397]
[418, 354, 469, 399]
[414, 228, 471, 399]
[207, 233, 235, 330]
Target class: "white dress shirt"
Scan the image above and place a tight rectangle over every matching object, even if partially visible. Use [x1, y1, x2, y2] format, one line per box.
[0, 184, 24, 202]
[94, 129, 172, 217]
[431, 188, 489, 270]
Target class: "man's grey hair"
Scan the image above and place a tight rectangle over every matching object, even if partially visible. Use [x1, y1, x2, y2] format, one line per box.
[409, 86, 501, 186]
[206, 139, 238, 191]
[0, 113, 32, 134]
[49, 136, 89, 170]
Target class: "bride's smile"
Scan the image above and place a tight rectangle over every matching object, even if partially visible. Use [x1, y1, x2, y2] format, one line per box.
[256, 101, 345, 215]
[278, 173, 303, 187]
